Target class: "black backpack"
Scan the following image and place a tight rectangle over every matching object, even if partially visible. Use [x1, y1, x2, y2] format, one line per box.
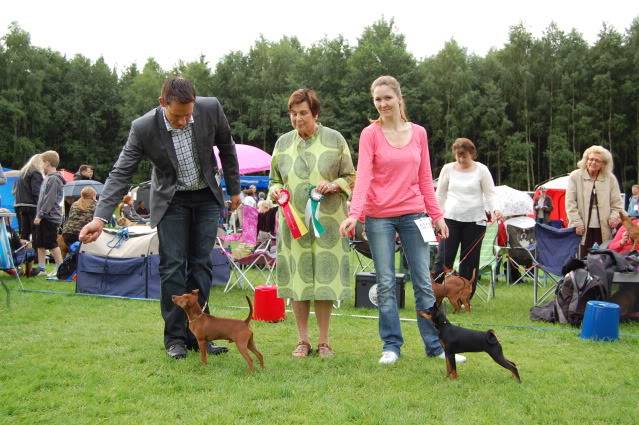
[554, 268, 609, 326]
[530, 266, 609, 325]
[57, 242, 80, 280]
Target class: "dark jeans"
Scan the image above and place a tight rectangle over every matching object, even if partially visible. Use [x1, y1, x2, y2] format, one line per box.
[157, 188, 220, 350]
[436, 218, 486, 296]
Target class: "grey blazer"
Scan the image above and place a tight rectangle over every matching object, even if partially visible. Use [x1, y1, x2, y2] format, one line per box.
[95, 97, 240, 227]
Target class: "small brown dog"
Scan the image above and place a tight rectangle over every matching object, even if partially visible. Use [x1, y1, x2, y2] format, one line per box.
[432, 268, 475, 313]
[171, 290, 264, 372]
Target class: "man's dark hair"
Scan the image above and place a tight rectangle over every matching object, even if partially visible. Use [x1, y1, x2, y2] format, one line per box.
[161, 77, 196, 104]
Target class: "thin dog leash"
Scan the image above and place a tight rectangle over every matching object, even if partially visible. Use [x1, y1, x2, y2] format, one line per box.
[431, 226, 488, 283]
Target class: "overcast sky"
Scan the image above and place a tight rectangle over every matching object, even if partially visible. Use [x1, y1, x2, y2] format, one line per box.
[2, 0, 638, 71]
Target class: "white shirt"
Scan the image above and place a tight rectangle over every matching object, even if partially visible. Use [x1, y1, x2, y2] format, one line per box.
[436, 162, 498, 223]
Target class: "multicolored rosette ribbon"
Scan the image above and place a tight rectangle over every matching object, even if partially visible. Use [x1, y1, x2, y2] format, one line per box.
[277, 189, 308, 239]
[305, 187, 325, 238]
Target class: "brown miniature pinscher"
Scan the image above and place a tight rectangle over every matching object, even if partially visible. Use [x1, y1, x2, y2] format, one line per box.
[432, 268, 474, 313]
[419, 303, 521, 382]
[171, 290, 264, 372]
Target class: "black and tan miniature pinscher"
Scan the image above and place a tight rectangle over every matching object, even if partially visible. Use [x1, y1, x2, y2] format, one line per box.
[172, 290, 264, 373]
[419, 304, 521, 382]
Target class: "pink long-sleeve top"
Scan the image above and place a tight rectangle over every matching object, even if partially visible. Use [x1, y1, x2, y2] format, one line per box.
[349, 122, 443, 222]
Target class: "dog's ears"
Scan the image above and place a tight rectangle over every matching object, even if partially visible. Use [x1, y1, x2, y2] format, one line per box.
[191, 289, 200, 294]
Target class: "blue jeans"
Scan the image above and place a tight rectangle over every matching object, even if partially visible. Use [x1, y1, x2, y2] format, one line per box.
[365, 213, 443, 357]
[157, 189, 220, 349]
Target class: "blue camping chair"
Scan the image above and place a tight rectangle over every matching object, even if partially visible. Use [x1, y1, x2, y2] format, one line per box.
[528, 223, 581, 305]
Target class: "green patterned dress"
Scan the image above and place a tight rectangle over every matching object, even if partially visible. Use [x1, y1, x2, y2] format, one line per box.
[268, 125, 356, 301]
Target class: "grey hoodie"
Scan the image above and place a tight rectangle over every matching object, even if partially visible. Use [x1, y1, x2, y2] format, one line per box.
[36, 172, 65, 224]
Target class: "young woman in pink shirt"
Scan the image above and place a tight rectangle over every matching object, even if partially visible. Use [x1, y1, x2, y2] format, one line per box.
[339, 76, 465, 366]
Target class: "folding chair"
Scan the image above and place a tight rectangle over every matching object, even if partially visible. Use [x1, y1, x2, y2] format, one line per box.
[529, 223, 581, 305]
[501, 216, 537, 286]
[1, 212, 25, 307]
[216, 206, 260, 292]
[349, 221, 375, 275]
[474, 220, 499, 302]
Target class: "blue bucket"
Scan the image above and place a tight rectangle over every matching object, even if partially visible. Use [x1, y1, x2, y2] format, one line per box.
[579, 301, 620, 341]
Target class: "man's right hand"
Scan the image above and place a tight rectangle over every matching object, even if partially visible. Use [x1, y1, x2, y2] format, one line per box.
[575, 224, 585, 236]
[79, 218, 105, 243]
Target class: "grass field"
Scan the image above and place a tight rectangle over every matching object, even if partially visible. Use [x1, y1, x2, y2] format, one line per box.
[1, 267, 638, 425]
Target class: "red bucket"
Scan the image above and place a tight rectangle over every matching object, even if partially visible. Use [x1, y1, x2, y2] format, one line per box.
[253, 285, 286, 322]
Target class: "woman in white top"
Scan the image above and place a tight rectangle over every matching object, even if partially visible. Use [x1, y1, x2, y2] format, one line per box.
[435, 138, 502, 296]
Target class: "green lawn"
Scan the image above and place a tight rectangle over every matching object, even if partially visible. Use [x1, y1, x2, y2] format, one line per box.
[1, 268, 638, 425]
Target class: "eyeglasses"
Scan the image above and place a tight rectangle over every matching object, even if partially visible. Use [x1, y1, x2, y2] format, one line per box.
[587, 157, 603, 163]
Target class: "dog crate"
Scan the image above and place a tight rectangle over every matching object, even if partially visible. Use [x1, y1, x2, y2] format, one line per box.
[355, 272, 405, 309]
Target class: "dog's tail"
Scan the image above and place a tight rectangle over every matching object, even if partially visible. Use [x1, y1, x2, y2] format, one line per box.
[245, 296, 253, 324]
[469, 268, 477, 286]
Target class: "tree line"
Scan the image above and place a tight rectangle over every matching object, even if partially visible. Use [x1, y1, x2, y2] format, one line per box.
[1, 18, 638, 192]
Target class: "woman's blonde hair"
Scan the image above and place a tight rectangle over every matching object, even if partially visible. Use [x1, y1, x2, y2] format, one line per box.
[577, 145, 614, 175]
[76, 186, 97, 211]
[370, 75, 408, 123]
[20, 154, 44, 178]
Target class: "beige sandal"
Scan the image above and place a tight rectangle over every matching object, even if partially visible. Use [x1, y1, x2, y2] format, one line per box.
[317, 343, 335, 359]
[292, 341, 312, 358]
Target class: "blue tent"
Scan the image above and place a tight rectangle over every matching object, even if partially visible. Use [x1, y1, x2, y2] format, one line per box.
[0, 167, 18, 228]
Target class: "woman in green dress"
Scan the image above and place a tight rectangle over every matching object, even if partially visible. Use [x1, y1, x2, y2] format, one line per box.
[269, 89, 356, 359]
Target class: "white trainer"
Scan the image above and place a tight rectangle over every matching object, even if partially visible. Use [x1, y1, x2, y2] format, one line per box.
[379, 351, 399, 365]
[437, 352, 467, 363]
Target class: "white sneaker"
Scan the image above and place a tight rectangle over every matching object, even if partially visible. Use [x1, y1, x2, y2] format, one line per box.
[46, 271, 58, 279]
[436, 352, 466, 363]
[379, 351, 399, 365]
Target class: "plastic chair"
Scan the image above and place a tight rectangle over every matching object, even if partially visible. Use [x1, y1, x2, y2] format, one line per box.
[529, 223, 581, 305]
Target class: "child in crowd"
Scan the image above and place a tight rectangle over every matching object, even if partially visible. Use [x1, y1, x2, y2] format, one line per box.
[33, 151, 65, 277]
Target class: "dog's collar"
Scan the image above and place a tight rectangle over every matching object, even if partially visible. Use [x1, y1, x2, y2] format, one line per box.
[188, 301, 208, 323]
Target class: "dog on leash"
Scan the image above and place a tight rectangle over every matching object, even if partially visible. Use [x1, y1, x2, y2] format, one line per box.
[419, 304, 521, 382]
[432, 268, 475, 313]
[171, 290, 264, 372]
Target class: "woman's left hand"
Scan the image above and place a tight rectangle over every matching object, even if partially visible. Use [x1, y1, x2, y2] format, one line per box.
[434, 218, 449, 239]
[316, 180, 339, 195]
[608, 216, 620, 228]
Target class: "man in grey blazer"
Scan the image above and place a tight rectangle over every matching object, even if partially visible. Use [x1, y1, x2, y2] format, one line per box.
[80, 77, 241, 359]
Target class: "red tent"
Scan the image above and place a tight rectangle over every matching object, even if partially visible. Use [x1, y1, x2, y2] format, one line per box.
[534, 175, 569, 227]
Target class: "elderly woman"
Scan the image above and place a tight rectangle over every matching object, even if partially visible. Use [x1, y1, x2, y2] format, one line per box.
[269, 88, 355, 359]
[566, 145, 623, 257]
[61, 186, 97, 246]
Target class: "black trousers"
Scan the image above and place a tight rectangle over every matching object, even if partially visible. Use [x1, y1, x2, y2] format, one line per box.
[436, 219, 486, 295]
[16, 206, 36, 241]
